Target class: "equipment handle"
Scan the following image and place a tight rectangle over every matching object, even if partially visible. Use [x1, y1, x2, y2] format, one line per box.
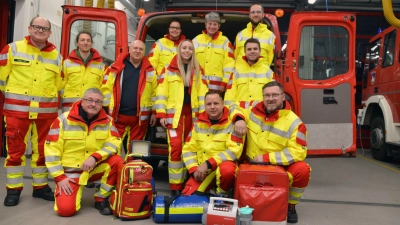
[210, 197, 238, 207]
[250, 161, 271, 165]
[124, 153, 145, 162]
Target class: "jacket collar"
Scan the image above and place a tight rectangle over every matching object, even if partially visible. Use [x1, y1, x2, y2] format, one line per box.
[67, 48, 102, 65]
[197, 106, 229, 126]
[25, 36, 56, 52]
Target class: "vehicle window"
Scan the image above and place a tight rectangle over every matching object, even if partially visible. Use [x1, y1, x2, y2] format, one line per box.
[382, 30, 396, 68]
[298, 26, 349, 80]
[69, 20, 116, 66]
[366, 38, 381, 71]
[144, 34, 155, 56]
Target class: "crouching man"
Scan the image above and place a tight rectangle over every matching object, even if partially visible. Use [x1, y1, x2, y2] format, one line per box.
[182, 91, 244, 196]
[45, 88, 123, 217]
[246, 81, 311, 223]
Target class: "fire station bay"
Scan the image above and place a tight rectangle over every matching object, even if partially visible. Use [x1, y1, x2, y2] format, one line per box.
[0, 0, 399, 225]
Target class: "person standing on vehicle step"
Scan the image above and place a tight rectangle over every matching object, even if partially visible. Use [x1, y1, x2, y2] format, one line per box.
[0, 16, 63, 207]
[192, 12, 235, 92]
[225, 38, 274, 122]
[246, 81, 311, 224]
[156, 40, 208, 196]
[234, 3, 276, 66]
[45, 88, 123, 216]
[101, 40, 157, 154]
[61, 31, 105, 112]
[182, 91, 244, 196]
[148, 19, 186, 75]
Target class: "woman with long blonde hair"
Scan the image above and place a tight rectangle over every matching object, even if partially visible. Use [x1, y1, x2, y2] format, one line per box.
[155, 40, 208, 195]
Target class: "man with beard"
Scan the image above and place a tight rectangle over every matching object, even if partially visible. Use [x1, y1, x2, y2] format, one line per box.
[234, 3, 275, 66]
[246, 81, 311, 224]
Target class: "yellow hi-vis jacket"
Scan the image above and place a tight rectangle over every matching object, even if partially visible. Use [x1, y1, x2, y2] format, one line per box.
[148, 34, 186, 75]
[234, 22, 276, 66]
[101, 53, 157, 124]
[61, 48, 105, 112]
[182, 107, 244, 174]
[0, 36, 63, 119]
[246, 100, 308, 166]
[224, 56, 274, 120]
[155, 55, 208, 128]
[193, 31, 235, 91]
[44, 100, 121, 183]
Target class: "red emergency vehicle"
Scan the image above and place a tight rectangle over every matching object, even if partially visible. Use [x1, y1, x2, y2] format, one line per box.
[60, 6, 357, 166]
[358, 25, 400, 161]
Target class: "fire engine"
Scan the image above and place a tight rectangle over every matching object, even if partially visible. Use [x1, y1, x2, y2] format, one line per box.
[60, 5, 357, 167]
[357, 25, 400, 162]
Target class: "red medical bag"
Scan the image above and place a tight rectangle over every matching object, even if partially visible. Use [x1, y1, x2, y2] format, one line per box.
[234, 164, 289, 224]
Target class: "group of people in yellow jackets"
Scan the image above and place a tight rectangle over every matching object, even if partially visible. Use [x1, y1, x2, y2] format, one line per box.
[0, 3, 310, 223]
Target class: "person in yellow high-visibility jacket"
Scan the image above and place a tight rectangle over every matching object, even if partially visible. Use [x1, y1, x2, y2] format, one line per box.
[148, 19, 186, 75]
[246, 81, 311, 224]
[234, 3, 275, 66]
[0, 16, 63, 207]
[45, 88, 122, 217]
[193, 12, 235, 92]
[155, 40, 208, 195]
[182, 91, 245, 196]
[61, 31, 105, 112]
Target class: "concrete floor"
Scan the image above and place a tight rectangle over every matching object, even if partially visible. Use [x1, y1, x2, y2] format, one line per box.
[0, 148, 399, 225]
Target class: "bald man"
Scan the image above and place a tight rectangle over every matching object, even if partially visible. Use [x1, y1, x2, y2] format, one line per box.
[101, 40, 157, 154]
[1, 16, 63, 206]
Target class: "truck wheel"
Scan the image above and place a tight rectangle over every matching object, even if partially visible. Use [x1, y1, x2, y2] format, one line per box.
[370, 117, 391, 161]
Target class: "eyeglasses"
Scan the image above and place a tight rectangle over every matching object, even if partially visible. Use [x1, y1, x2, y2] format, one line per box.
[30, 25, 51, 32]
[83, 98, 103, 105]
[169, 26, 181, 30]
[263, 93, 283, 99]
[250, 10, 263, 15]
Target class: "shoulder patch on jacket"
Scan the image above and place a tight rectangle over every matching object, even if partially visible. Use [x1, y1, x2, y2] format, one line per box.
[0, 45, 10, 66]
[46, 118, 61, 142]
[296, 123, 307, 146]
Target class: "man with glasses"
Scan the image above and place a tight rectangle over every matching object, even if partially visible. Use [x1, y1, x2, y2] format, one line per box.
[246, 81, 311, 224]
[234, 3, 276, 66]
[45, 88, 122, 216]
[148, 19, 186, 75]
[101, 40, 157, 154]
[0, 16, 63, 206]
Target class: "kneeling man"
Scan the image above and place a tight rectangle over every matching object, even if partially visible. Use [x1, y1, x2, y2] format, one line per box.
[45, 88, 122, 217]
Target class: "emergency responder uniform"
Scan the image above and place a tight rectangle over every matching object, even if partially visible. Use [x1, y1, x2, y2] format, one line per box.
[148, 34, 186, 75]
[101, 52, 157, 154]
[182, 106, 244, 195]
[45, 100, 122, 217]
[0, 36, 63, 203]
[193, 31, 235, 91]
[246, 100, 311, 222]
[234, 22, 276, 66]
[224, 56, 274, 120]
[61, 48, 105, 112]
[155, 55, 208, 191]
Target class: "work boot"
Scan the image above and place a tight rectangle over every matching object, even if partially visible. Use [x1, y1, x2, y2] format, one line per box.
[171, 190, 181, 196]
[287, 204, 298, 223]
[32, 186, 55, 201]
[95, 200, 112, 215]
[4, 189, 22, 206]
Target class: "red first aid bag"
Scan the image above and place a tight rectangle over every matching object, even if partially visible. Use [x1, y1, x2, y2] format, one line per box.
[234, 164, 289, 224]
[110, 155, 153, 220]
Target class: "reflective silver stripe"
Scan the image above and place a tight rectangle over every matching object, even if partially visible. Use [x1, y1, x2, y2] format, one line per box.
[288, 118, 302, 138]
[148, 47, 155, 54]
[282, 148, 294, 164]
[0, 80, 7, 87]
[88, 62, 104, 70]
[99, 183, 113, 192]
[158, 74, 165, 80]
[33, 177, 48, 184]
[5, 92, 58, 103]
[296, 131, 306, 142]
[198, 96, 204, 101]
[223, 67, 234, 74]
[217, 152, 228, 161]
[154, 104, 165, 110]
[45, 155, 61, 162]
[184, 158, 197, 166]
[237, 32, 244, 42]
[30, 107, 58, 113]
[290, 187, 305, 194]
[224, 100, 234, 106]
[104, 142, 118, 151]
[166, 118, 174, 124]
[208, 76, 223, 82]
[14, 52, 35, 60]
[62, 107, 71, 112]
[168, 173, 185, 180]
[289, 195, 302, 202]
[102, 75, 109, 82]
[168, 161, 184, 169]
[275, 148, 294, 165]
[32, 167, 48, 174]
[65, 173, 81, 178]
[155, 40, 164, 51]
[5, 166, 25, 173]
[110, 124, 119, 134]
[140, 106, 151, 111]
[237, 71, 272, 80]
[61, 114, 84, 131]
[93, 123, 110, 131]
[64, 167, 82, 172]
[222, 150, 237, 161]
[65, 60, 80, 68]
[198, 105, 204, 111]
[151, 97, 156, 103]
[258, 33, 276, 45]
[62, 97, 81, 104]
[166, 108, 175, 114]
[146, 71, 154, 77]
[6, 177, 23, 185]
[103, 99, 110, 105]
[208, 84, 221, 90]
[48, 164, 63, 173]
[0, 53, 7, 60]
[156, 95, 167, 101]
[182, 152, 196, 158]
[41, 58, 58, 66]
[194, 126, 208, 134]
[140, 115, 149, 121]
[231, 131, 242, 140]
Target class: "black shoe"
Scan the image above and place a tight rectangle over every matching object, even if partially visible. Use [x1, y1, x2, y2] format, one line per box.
[4, 190, 22, 206]
[287, 204, 298, 223]
[171, 190, 181, 196]
[32, 186, 55, 201]
[95, 200, 112, 215]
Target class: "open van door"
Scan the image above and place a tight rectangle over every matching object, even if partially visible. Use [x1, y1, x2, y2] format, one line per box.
[60, 5, 128, 66]
[282, 12, 357, 156]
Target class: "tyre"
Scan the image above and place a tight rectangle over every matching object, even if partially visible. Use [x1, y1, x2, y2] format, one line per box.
[370, 116, 392, 162]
